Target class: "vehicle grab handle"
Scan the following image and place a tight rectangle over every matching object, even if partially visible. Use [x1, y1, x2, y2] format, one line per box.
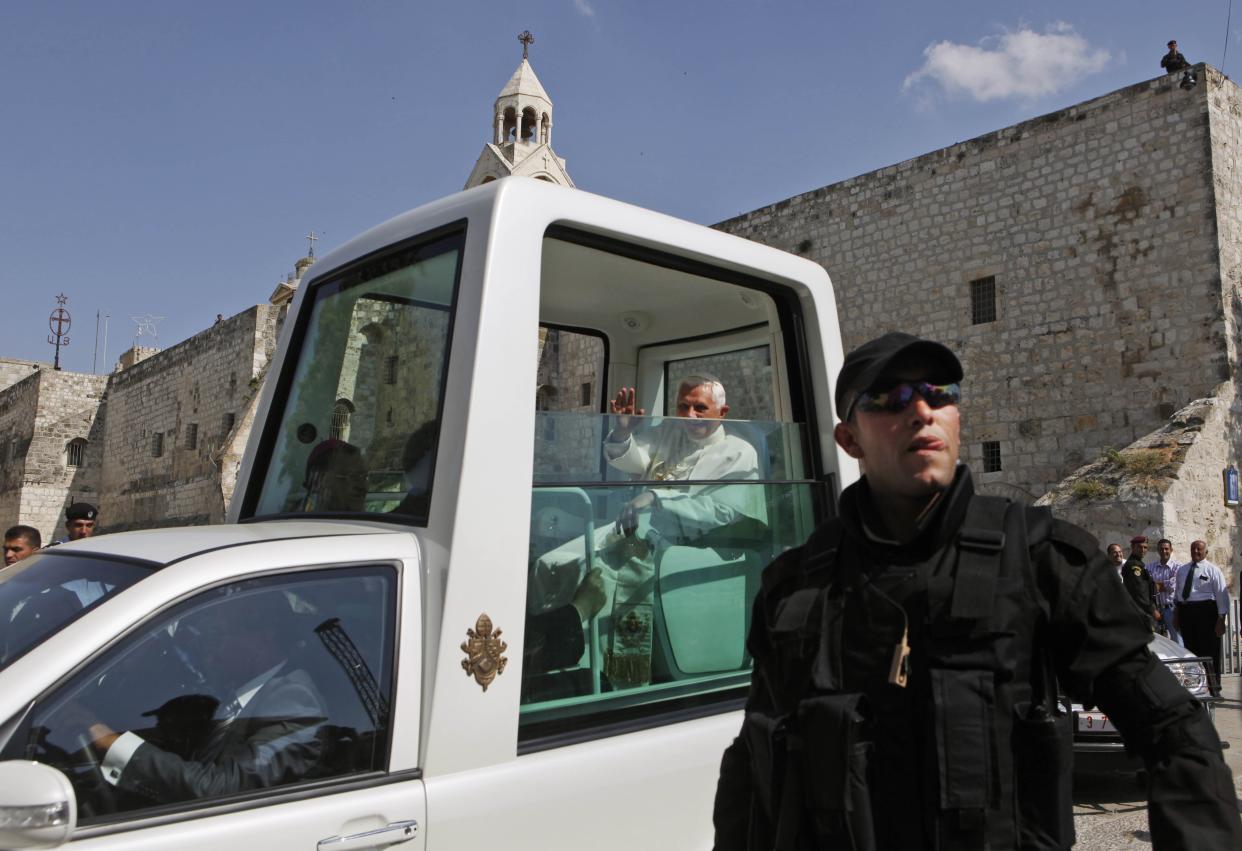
[318, 819, 418, 851]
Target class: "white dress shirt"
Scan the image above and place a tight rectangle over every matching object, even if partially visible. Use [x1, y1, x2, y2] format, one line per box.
[1174, 560, 1230, 615]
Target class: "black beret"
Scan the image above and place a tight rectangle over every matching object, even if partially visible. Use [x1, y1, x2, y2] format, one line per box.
[65, 502, 98, 521]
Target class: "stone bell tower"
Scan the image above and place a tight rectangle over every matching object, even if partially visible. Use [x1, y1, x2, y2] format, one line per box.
[464, 31, 574, 189]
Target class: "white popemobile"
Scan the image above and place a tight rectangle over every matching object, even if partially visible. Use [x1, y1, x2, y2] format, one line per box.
[0, 178, 857, 850]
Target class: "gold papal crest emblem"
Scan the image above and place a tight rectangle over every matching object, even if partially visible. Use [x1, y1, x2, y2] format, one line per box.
[461, 613, 508, 692]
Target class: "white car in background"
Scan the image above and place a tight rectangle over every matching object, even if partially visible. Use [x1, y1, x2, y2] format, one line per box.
[1070, 632, 1217, 768]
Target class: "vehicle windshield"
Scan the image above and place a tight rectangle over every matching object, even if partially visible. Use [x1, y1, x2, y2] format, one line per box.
[244, 225, 465, 524]
[0, 553, 156, 670]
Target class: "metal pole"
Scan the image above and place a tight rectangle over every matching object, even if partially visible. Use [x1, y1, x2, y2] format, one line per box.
[102, 312, 110, 373]
[93, 310, 100, 374]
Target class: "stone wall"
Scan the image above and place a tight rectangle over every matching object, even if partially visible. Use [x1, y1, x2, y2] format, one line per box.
[0, 373, 42, 531]
[1203, 66, 1242, 573]
[1015, 69, 1242, 577]
[1039, 387, 1240, 581]
[716, 68, 1229, 502]
[0, 358, 43, 395]
[29, 370, 108, 540]
[0, 369, 108, 542]
[98, 305, 280, 531]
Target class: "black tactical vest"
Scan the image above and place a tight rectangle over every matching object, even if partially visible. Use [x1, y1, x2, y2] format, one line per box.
[742, 495, 1075, 850]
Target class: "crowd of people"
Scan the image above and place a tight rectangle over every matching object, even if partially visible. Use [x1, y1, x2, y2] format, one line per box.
[1108, 533, 1235, 696]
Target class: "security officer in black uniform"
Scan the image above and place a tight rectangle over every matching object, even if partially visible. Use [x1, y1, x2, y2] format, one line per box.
[712, 333, 1241, 850]
[1120, 535, 1158, 631]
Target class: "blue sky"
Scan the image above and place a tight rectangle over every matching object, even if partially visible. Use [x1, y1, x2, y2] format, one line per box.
[1, 1, 1235, 369]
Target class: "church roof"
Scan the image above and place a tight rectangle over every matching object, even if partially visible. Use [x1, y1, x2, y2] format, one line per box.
[497, 58, 551, 103]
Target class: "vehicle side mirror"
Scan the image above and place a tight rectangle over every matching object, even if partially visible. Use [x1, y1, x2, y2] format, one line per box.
[0, 761, 76, 848]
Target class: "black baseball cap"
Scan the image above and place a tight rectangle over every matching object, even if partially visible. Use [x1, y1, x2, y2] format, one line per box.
[835, 332, 963, 420]
[65, 502, 98, 521]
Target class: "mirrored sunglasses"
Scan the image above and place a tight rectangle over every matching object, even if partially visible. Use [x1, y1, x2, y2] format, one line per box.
[853, 381, 961, 415]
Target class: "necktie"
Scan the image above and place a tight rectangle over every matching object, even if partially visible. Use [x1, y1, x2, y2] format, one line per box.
[1181, 562, 1197, 600]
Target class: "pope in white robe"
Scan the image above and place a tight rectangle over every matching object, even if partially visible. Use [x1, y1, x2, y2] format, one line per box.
[527, 378, 766, 687]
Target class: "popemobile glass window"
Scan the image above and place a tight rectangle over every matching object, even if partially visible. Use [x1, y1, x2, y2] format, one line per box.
[521, 232, 822, 742]
[0, 567, 396, 824]
[246, 226, 465, 525]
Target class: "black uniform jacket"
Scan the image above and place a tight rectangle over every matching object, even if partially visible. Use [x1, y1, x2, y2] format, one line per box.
[713, 468, 1240, 850]
[119, 666, 328, 805]
[1120, 554, 1157, 626]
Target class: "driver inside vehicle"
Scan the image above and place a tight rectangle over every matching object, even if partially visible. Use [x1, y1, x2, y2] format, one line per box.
[70, 590, 329, 807]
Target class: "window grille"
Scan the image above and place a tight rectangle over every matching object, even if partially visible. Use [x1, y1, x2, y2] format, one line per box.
[65, 439, 87, 468]
[580, 382, 593, 407]
[330, 400, 353, 440]
[982, 441, 1002, 473]
[970, 276, 997, 325]
[185, 423, 198, 450]
[152, 432, 164, 458]
[384, 355, 399, 385]
[222, 412, 236, 436]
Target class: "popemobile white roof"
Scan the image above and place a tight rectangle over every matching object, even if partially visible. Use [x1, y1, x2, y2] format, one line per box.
[45, 520, 403, 566]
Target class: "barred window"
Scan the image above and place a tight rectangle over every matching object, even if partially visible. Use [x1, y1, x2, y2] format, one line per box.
[222, 412, 236, 436]
[330, 399, 354, 441]
[65, 438, 87, 468]
[982, 441, 1002, 473]
[384, 355, 399, 385]
[580, 382, 593, 407]
[970, 276, 997, 325]
[152, 432, 164, 458]
[185, 423, 199, 450]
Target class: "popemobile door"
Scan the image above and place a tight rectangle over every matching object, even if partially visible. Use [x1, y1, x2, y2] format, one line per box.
[417, 196, 832, 848]
[0, 535, 426, 851]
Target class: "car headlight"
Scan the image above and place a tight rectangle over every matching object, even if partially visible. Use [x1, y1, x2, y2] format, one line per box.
[1166, 660, 1208, 695]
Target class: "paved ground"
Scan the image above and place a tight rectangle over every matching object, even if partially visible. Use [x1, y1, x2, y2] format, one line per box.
[1071, 674, 1242, 848]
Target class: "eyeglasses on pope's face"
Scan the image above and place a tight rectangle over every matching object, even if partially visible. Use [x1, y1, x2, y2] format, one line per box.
[852, 381, 961, 416]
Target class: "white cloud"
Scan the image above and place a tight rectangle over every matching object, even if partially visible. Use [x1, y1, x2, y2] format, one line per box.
[902, 22, 1111, 103]
[572, 0, 596, 17]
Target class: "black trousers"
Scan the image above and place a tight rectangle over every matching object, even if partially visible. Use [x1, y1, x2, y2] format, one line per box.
[1178, 600, 1223, 694]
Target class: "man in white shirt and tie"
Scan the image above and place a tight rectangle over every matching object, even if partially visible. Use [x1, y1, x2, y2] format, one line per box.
[1172, 540, 1230, 696]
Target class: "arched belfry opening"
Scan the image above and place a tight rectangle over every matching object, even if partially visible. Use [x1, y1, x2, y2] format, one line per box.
[499, 107, 517, 143]
[465, 31, 574, 189]
[520, 107, 538, 142]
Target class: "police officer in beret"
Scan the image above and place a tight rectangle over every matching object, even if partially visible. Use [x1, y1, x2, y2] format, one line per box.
[1120, 535, 1159, 631]
[55, 502, 99, 545]
[712, 332, 1240, 850]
